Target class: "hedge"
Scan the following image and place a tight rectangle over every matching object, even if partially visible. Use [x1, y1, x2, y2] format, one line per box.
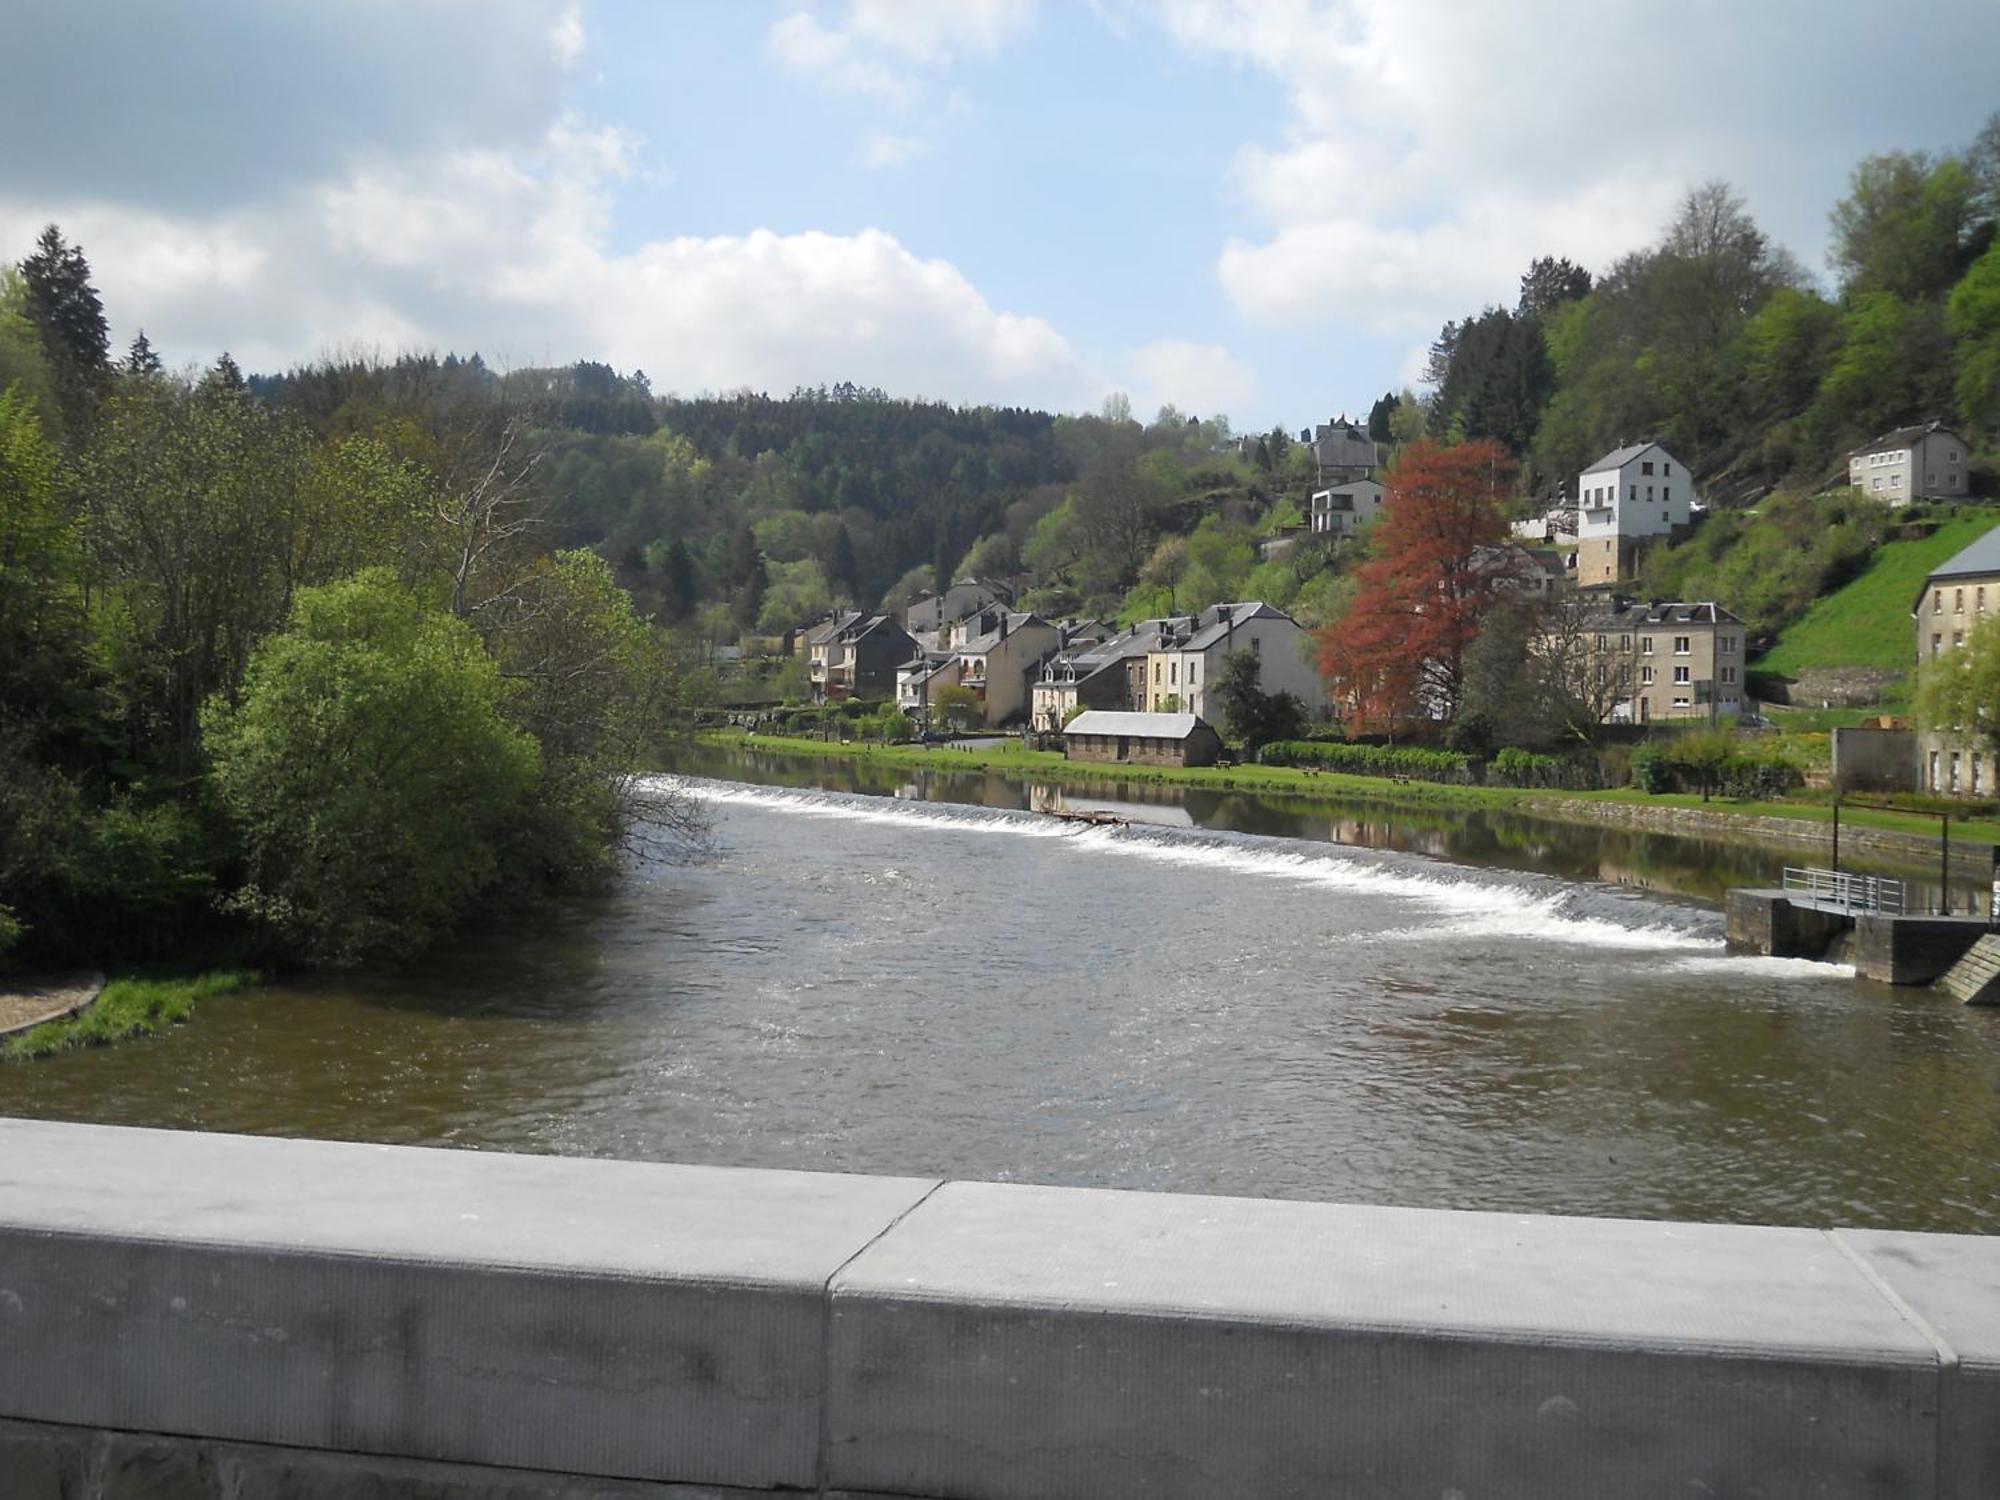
[1259, 740, 1478, 784]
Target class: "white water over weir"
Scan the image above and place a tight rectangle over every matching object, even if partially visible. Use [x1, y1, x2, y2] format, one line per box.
[2, 1119, 1995, 1497]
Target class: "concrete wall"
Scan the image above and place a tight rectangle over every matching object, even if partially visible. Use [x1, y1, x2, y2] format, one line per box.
[6, 1119, 2000, 1498]
[1833, 726, 1919, 794]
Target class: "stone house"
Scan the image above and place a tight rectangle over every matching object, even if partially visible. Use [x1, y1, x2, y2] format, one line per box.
[1575, 441, 1694, 587]
[1302, 416, 1378, 486]
[1030, 622, 1160, 732]
[938, 608, 1062, 727]
[1062, 711, 1223, 768]
[1562, 599, 1747, 725]
[906, 577, 1015, 637]
[1911, 526, 2000, 794]
[1850, 420, 1971, 504]
[805, 612, 917, 702]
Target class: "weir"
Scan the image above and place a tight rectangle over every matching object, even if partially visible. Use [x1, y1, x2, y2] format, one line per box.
[1726, 884, 1991, 984]
[3, 1118, 1998, 1498]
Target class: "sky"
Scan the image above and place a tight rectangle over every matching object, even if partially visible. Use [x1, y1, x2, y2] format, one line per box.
[4, 0, 1998, 433]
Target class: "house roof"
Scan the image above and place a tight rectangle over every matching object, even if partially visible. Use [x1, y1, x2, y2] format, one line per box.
[1581, 441, 1665, 474]
[1152, 601, 1292, 653]
[803, 610, 865, 646]
[1063, 710, 1210, 740]
[1852, 418, 1962, 457]
[957, 611, 1051, 655]
[1919, 526, 2000, 599]
[1575, 598, 1742, 629]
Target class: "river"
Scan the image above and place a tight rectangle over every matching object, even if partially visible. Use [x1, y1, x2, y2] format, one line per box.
[4, 759, 1998, 1232]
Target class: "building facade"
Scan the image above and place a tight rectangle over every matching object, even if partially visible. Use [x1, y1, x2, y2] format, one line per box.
[1142, 602, 1327, 719]
[1062, 711, 1223, 768]
[1309, 479, 1386, 538]
[1912, 527, 2000, 794]
[1850, 421, 1970, 504]
[805, 612, 917, 702]
[1303, 416, 1378, 485]
[1565, 599, 1747, 724]
[1575, 442, 1693, 588]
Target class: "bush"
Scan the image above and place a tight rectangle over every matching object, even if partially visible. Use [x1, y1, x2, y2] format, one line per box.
[202, 571, 540, 966]
[1629, 737, 1804, 799]
[1259, 740, 1478, 784]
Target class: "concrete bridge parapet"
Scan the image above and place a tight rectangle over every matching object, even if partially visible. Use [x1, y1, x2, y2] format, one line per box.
[1, 1119, 1997, 1498]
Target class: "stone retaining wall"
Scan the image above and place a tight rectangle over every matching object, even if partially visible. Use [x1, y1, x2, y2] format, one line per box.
[1521, 793, 1994, 874]
[3, 1120, 1997, 1498]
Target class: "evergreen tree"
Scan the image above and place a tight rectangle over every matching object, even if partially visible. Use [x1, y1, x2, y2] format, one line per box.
[19, 224, 109, 437]
[828, 522, 858, 595]
[659, 537, 698, 623]
[1366, 390, 1401, 443]
[124, 330, 162, 377]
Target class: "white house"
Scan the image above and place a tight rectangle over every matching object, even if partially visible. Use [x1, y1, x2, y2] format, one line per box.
[1575, 441, 1692, 587]
[1141, 602, 1327, 719]
[1849, 420, 1970, 505]
[1309, 478, 1386, 538]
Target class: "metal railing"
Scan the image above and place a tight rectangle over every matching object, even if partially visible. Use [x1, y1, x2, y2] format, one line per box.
[1782, 866, 1906, 915]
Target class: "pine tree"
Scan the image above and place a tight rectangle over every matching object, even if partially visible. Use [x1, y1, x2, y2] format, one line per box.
[828, 522, 858, 596]
[19, 224, 109, 437]
[124, 330, 162, 377]
[659, 538, 698, 623]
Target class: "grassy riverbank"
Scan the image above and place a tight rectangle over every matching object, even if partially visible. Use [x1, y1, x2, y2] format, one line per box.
[697, 730, 2000, 847]
[2, 970, 259, 1062]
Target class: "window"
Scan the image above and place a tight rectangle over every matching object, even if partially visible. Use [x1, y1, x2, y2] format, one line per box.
[1950, 752, 1961, 794]
[1673, 697, 1691, 708]
[1663, 486, 1671, 502]
[1932, 634, 1943, 657]
[1719, 635, 1737, 653]
[1641, 636, 1654, 654]
[1954, 632, 1964, 650]
[1641, 666, 1655, 684]
[1949, 449, 1960, 463]
[1935, 590, 1944, 613]
[1595, 664, 1607, 686]
[1153, 661, 1161, 683]
[1928, 473, 1936, 487]
[1619, 634, 1631, 650]
[1980, 587, 1987, 613]
[1872, 478, 1883, 490]
[1957, 589, 1965, 613]
[1721, 665, 1737, 684]
[1663, 462, 1672, 476]
[1169, 661, 1177, 685]
[1673, 636, 1691, 654]
[1641, 461, 1654, 475]
[1594, 633, 1607, 650]
[1646, 485, 1655, 500]
[1674, 665, 1690, 684]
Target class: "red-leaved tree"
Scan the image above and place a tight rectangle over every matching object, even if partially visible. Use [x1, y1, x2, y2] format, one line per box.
[1316, 438, 1513, 732]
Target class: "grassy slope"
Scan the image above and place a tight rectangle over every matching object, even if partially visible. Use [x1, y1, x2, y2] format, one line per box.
[1756, 515, 2000, 676]
[697, 731, 2000, 845]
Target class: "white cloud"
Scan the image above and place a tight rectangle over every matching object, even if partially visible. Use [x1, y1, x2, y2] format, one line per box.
[1161, 0, 2000, 336]
[767, 2, 1036, 155]
[1126, 340, 1257, 421]
[0, 123, 1097, 409]
[549, 0, 586, 68]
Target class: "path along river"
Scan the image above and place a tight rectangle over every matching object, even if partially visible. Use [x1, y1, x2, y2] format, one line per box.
[4, 757, 1998, 1232]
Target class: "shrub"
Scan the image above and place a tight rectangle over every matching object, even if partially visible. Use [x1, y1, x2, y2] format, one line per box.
[1259, 740, 1478, 784]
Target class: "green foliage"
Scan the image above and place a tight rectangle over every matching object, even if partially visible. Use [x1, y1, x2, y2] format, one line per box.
[202, 571, 541, 965]
[1948, 240, 2000, 438]
[1915, 612, 2000, 754]
[3, 970, 256, 1061]
[1490, 747, 1563, 788]
[1629, 734, 1805, 799]
[18, 224, 109, 439]
[1211, 649, 1308, 757]
[932, 683, 982, 732]
[1758, 512, 2000, 673]
[1259, 740, 1477, 784]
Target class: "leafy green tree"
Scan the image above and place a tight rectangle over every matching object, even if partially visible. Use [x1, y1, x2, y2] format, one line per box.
[1915, 614, 2000, 758]
[655, 537, 699, 623]
[953, 529, 1017, 581]
[1948, 240, 2000, 438]
[0, 269, 61, 436]
[202, 570, 540, 965]
[932, 683, 982, 732]
[0, 385, 88, 748]
[1517, 256, 1593, 319]
[18, 225, 108, 438]
[1212, 649, 1307, 757]
[1818, 292, 1951, 432]
[1829, 152, 1983, 301]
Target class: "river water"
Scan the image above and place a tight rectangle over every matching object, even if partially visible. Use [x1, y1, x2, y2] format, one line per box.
[5, 764, 1999, 1232]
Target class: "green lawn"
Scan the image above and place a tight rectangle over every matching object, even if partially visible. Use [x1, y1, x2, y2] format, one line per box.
[1756, 514, 2000, 675]
[2, 970, 258, 1061]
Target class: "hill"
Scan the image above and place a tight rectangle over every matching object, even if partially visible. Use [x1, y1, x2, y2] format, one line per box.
[1755, 512, 2000, 675]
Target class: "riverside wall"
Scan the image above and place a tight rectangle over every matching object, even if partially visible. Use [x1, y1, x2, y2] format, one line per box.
[3, 1119, 1998, 1499]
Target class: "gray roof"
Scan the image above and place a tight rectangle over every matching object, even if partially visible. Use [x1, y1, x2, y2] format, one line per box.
[1853, 418, 1962, 457]
[1582, 441, 1671, 474]
[957, 611, 1051, 655]
[1575, 598, 1741, 629]
[1153, 601, 1291, 653]
[803, 610, 865, 646]
[1920, 525, 2000, 596]
[1063, 711, 1210, 740]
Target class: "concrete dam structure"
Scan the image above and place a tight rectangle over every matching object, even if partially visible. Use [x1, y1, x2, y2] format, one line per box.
[3, 1118, 1998, 1498]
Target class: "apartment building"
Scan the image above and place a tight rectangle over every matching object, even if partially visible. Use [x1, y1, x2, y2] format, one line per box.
[1850, 420, 1970, 504]
[1565, 599, 1747, 724]
[1912, 527, 2000, 794]
[1575, 441, 1693, 587]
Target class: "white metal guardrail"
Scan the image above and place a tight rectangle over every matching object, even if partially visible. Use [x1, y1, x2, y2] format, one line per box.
[1783, 866, 1906, 914]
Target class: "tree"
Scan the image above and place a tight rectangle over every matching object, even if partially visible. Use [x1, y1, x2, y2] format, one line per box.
[1517, 256, 1593, 320]
[1139, 535, 1190, 612]
[1829, 151, 1983, 302]
[655, 537, 699, 623]
[1314, 439, 1512, 728]
[1948, 240, 2000, 438]
[828, 521, 859, 594]
[0, 385, 90, 754]
[932, 683, 982, 732]
[954, 530, 1017, 582]
[725, 522, 767, 630]
[19, 225, 109, 438]
[1915, 615, 2000, 760]
[1365, 390, 1400, 443]
[201, 571, 540, 965]
[1212, 649, 1307, 757]
[123, 331, 163, 377]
